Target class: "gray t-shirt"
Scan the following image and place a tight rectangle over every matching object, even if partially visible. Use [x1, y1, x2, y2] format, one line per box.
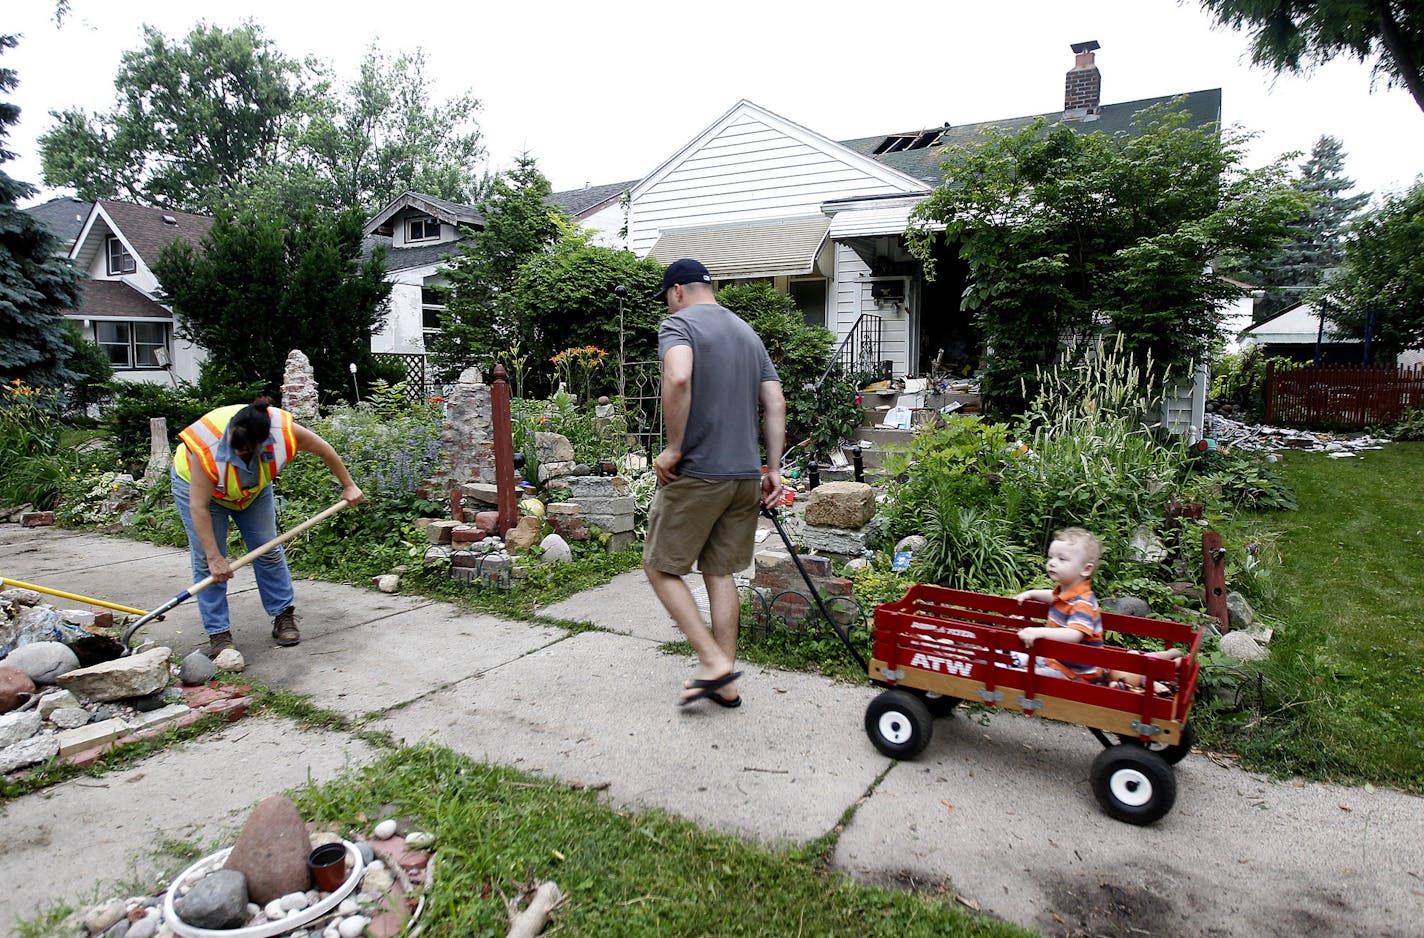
[659, 302, 780, 480]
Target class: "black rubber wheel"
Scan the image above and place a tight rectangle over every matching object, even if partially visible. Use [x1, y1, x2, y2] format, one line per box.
[864, 690, 933, 758]
[1115, 721, 1195, 765]
[1090, 745, 1177, 825]
[920, 691, 962, 718]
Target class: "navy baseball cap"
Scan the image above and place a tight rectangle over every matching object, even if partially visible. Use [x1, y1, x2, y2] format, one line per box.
[654, 258, 713, 300]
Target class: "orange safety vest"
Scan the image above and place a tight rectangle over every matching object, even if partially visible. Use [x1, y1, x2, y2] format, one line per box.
[173, 405, 299, 509]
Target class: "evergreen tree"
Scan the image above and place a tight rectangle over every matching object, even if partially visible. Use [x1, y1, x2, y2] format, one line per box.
[428, 155, 564, 382]
[1249, 135, 1370, 319]
[0, 34, 80, 390]
[152, 208, 391, 401]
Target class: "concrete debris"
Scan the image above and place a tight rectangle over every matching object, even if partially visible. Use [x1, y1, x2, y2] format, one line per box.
[1203, 414, 1391, 455]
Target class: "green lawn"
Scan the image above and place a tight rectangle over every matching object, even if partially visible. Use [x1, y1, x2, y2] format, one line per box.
[1215, 442, 1424, 790]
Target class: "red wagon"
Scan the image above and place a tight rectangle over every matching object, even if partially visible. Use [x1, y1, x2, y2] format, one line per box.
[865, 583, 1205, 824]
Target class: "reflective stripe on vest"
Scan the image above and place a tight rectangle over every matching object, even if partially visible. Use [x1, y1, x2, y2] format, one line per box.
[174, 405, 298, 509]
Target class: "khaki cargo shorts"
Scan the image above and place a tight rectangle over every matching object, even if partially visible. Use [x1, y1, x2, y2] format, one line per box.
[642, 476, 762, 576]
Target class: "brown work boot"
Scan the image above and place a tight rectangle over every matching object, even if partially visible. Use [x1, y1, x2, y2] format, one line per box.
[271, 606, 300, 646]
[207, 631, 235, 658]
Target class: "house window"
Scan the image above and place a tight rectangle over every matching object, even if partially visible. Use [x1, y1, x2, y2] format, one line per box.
[421, 287, 445, 337]
[106, 237, 136, 275]
[790, 279, 828, 329]
[96, 322, 168, 369]
[408, 216, 440, 242]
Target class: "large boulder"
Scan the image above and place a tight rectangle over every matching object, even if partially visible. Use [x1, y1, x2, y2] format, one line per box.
[2, 641, 80, 684]
[55, 646, 170, 702]
[223, 796, 312, 904]
[804, 481, 876, 529]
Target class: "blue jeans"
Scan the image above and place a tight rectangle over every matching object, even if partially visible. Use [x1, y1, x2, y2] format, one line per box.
[172, 469, 295, 636]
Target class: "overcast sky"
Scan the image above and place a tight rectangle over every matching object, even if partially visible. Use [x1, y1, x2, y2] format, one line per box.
[7, 0, 1423, 209]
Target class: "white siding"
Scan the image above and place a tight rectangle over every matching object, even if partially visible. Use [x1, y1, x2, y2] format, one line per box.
[830, 243, 910, 375]
[371, 263, 442, 355]
[580, 202, 627, 249]
[629, 112, 912, 258]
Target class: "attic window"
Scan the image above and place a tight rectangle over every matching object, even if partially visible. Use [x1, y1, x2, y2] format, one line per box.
[408, 216, 440, 242]
[871, 129, 945, 155]
[106, 236, 136, 276]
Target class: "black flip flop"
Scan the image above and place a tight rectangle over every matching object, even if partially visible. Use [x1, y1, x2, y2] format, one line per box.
[678, 670, 742, 707]
[707, 691, 742, 709]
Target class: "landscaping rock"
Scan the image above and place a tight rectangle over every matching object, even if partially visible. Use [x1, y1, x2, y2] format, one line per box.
[0, 732, 58, 772]
[83, 898, 128, 935]
[180, 651, 218, 686]
[1, 641, 81, 684]
[56, 646, 171, 702]
[539, 533, 572, 564]
[0, 709, 41, 747]
[0, 666, 36, 713]
[176, 869, 249, 930]
[1128, 526, 1168, 563]
[36, 688, 80, 717]
[212, 648, 245, 673]
[1219, 630, 1268, 662]
[893, 534, 927, 554]
[47, 707, 90, 729]
[224, 796, 312, 904]
[0, 604, 65, 656]
[375, 575, 401, 593]
[804, 481, 876, 529]
[799, 524, 876, 557]
[533, 432, 575, 467]
[1225, 591, 1255, 629]
[504, 516, 543, 553]
[1103, 596, 1153, 619]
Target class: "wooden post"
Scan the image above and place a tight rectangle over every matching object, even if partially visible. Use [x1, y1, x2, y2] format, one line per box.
[1202, 530, 1230, 633]
[491, 364, 519, 535]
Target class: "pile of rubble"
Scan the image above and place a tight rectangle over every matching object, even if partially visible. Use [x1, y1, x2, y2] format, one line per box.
[1203, 413, 1391, 456]
[1, 587, 249, 776]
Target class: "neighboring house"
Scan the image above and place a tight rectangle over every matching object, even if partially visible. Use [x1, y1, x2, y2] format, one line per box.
[623, 43, 1222, 434]
[364, 183, 636, 360]
[1240, 301, 1364, 364]
[22, 195, 93, 254]
[64, 200, 213, 386]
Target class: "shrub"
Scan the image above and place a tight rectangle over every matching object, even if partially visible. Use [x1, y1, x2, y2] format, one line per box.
[0, 380, 80, 510]
[275, 401, 444, 580]
[1373, 406, 1424, 441]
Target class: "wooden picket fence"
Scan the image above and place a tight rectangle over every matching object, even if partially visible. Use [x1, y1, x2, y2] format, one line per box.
[1265, 361, 1424, 428]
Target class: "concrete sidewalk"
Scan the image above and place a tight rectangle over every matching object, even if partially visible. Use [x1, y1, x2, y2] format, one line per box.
[2, 525, 1420, 938]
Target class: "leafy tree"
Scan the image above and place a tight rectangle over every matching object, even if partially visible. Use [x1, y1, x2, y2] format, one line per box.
[1196, 1, 1424, 114]
[907, 102, 1304, 415]
[39, 22, 303, 212]
[429, 155, 564, 381]
[60, 322, 114, 412]
[510, 236, 664, 394]
[0, 34, 80, 390]
[152, 208, 392, 401]
[1248, 135, 1371, 318]
[246, 44, 486, 216]
[1318, 181, 1424, 360]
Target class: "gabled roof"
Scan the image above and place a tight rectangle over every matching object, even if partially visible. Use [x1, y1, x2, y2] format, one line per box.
[631, 99, 931, 205]
[69, 279, 171, 320]
[839, 88, 1223, 184]
[363, 233, 469, 273]
[90, 200, 212, 258]
[1241, 301, 1351, 343]
[548, 180, 635, 218]
[365, 191, 483, 236]
[22, 196, 93, 252]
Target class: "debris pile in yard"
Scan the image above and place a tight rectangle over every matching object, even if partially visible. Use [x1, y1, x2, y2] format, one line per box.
[0, 588, 250, 776]
[1203, 414, 1391, 456]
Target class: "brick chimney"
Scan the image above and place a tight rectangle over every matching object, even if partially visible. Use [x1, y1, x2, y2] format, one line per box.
[1064, 40, 1102, 120]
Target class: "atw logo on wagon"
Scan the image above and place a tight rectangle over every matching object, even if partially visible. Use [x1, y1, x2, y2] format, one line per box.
[908, 652, 975, 678]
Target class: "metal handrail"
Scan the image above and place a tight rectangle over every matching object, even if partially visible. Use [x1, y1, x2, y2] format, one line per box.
[814, 313, 883, 394]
